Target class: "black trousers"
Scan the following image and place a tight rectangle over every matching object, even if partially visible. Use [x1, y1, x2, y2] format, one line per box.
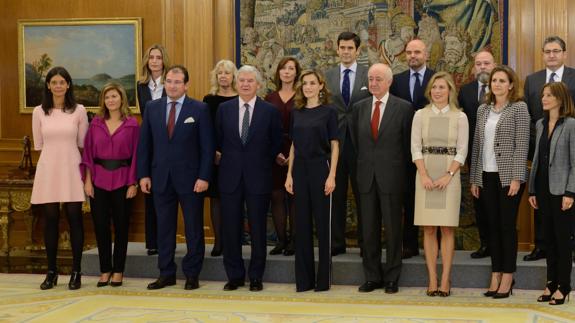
[360, 181, 403, 283]
[537, 193, 573, 287]
[293, 159, 331, 291]
[42, 202, 84, 272]
[90, 185, 132, 273]
[402, 165, 419, 252]
[332, 134, 361, 250]
[144, 193, 158, 250]
[473, 195, 489, 247]
[481, 172, 524, 273]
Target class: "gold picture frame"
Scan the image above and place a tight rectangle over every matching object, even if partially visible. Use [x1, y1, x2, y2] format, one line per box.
[18, 18, 142, 114]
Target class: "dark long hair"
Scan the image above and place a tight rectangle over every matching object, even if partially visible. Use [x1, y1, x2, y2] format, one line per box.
[273, 57, 301, 91]
[541, 82, 575, 118]
[41, 66, 77, 115]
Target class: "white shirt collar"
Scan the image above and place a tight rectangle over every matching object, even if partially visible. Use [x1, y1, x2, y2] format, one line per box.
[167, 95, 185, 105]
[431, 104, 450, 114]
[410, 66, 427, 77]
[239, 96, 257, 109]
[547, 65, 565, 81]
[340, 61, 358, 74]
[372, 92, 389, 106]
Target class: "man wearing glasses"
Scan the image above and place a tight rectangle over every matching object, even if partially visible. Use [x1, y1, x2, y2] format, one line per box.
[524, 36, 575, 261]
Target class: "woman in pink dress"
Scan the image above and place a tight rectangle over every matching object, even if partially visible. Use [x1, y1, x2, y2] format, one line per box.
[31, 66, 89, 290]
[82, 83, 139, 287]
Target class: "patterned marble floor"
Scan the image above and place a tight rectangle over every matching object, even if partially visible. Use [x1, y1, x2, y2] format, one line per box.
[0, 273, 574, 322]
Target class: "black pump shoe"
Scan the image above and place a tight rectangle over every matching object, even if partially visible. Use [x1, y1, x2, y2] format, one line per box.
[68, 271, 82, 290]
[537, 281, 557, 302]
[550, 285, 571, 305]
[40, 271, 58, 290]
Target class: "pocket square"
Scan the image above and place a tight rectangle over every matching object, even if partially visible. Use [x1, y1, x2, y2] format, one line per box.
[184, 117, 195, 123]
[361, 86, 368, 90]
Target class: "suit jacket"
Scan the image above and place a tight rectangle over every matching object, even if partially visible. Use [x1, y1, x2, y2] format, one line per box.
[524, 67, 575, 159]
[390, 67, 435, 110]
[136, 96, 215, 194]
[529, 117, 575, 195]
[469, 101, 530, 188]
[324, 64, 371, 150]
[458, 81, 481, 163]
[216, 97, 282, 194]
[137, 82, 167, 115]
[351, 94, 414, 194]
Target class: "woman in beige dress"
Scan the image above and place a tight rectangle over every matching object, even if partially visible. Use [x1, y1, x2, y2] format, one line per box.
[412, 71, 469, 297]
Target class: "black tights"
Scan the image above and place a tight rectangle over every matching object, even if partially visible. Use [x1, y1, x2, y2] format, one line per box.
[43, 202, 84, 272]
[270, 189, 294, 246]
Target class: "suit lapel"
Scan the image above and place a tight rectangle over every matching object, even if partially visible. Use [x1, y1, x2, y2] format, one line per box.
[377, 96, 397, 140]
[155, 97, 169, 141]
[351, 65, 366, 102]
[549, 121, 565, 161]
[246, 98, 264, 144]
[171, 97, 190, 139]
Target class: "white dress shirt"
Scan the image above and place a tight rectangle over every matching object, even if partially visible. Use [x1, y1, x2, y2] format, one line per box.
[148, 76, 164, 100]
[546, 65, 565, 83]
[238, 96, 256, 137]
[409, 66, 427, 100]
[482, 108, 502, 171]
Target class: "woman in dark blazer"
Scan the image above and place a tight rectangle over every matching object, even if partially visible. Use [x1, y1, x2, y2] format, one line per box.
[528, 82, 575, 305]
[470, 65, 530, 299]
[136, 44, 169, 256]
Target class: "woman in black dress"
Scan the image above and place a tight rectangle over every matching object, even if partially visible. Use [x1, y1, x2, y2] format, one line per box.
[265, 57, 301, 256]
[136, 44, 170, 256]
[285, 70, 339, 292]
[202, 59, 238, 257]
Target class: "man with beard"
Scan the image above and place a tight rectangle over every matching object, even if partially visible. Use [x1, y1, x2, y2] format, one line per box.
[458, 50, 496, 259]
[523, 36, 575, 261]
[390, 39, 435, 259]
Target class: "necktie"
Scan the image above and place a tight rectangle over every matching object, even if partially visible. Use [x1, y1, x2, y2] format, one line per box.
[167, 101, 176, 139]
[342, 69, 351, 106]
[479, 83, 487, 103]
[413, 72, 422, 105]
[241, 103, 250, 145]
[371, 101, 381, 140]
[548, 72, 557, 83]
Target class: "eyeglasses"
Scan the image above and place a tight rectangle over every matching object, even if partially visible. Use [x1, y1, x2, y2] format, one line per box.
[543, 49, 563, 55]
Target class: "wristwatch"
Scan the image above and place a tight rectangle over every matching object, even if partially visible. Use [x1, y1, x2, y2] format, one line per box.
[446, 170, 455, 177]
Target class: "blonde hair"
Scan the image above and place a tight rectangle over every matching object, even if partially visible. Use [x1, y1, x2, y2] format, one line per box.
[424, 71, 460, 110]
[208, 59, 237, 95]
[98, 83, 130, 119]
[139, 44, 170, 84]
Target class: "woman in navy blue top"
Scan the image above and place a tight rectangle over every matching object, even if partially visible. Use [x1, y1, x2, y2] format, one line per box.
[285, 70, 339, 292]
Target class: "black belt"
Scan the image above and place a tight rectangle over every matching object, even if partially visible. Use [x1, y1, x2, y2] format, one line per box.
[94, 158, 132, 171]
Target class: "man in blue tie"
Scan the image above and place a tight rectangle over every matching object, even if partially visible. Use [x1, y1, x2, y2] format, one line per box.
[216, 65, 282, 291]
[324, 32, 370, 256]
[137, 65, 215, 290]
[524, 36, 575, 261]
[389, 39, 435, 259]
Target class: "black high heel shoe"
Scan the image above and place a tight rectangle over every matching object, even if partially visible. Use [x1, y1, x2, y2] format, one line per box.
[97, 272, 112, 287]
[210, 246, 222, 257]
[537, 281, 557, 302]
[493, 279, 515, 299]
[68, 271, 82, 290]
[283, 242, 295, 256]
[40, 271, 58, 290]
[269, 244, 285, 255]
[550, 285, 571, 305]
[110, 272, 123, 287]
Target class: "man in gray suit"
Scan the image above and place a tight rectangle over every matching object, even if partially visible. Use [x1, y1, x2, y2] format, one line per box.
[352, 63, 414, 293]
[524, 35, 575, 261]
[324, 31, 371, 256]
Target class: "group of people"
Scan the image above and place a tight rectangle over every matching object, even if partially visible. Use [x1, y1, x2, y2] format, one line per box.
[30, 31, 574, 305]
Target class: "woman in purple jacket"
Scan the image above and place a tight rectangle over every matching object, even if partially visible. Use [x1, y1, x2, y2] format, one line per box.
[82, 83, 139, 287]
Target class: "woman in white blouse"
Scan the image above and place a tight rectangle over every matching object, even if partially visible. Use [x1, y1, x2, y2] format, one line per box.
[411, 71, 469, 297]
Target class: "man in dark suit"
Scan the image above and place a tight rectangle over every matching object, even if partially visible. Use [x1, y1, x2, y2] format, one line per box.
[324, 31, 371, 256]
[216, 65, 282, 291]
[458, 50, 496, 259]
[352, 63, 414, 294]
[524, 35, 575, 261]
[389, 39, 435, 259]
[137, 65, 215, 290]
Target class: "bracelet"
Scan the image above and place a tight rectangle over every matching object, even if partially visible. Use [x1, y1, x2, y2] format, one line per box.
[446, 170, 455, 177]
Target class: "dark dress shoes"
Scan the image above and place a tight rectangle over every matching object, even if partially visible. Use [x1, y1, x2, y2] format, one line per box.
[249, 279, 263, 291]
[147, 249, 158, 256]
[331, 247, 346, 256]
[68, 271, 82, 290]
[384, 281, 399, 294]
[223, 280, 245, 291]
[358, 281, 382, 293]
[269, 244, 285, 255]
[523, 248, 546, 261]
[210, 247, 222, 257]
[184, 277, 199, 290]
[470, 246, 489, 259]
[147, 276, 176, 290]
[283, 244, 295, 256]
[40, 271, 58, 290]
[402, 248, 419, 259]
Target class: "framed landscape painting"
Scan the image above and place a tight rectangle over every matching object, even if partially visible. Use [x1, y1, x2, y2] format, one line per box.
[18, 18, 142, 113]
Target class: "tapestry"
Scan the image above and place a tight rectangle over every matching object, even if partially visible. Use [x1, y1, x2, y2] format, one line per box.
[239, 0, 506, 89]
